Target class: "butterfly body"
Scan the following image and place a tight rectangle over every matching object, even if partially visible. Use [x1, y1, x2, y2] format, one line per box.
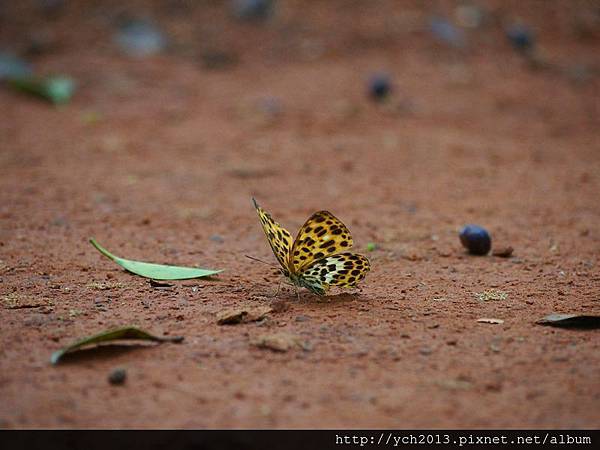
[253, 198, 370, 296]
[287, 271, 325, 295]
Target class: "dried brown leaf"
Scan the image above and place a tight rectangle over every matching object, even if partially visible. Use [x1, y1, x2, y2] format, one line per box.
[217, 306, 273, 325]
[477, 318, 505, 324]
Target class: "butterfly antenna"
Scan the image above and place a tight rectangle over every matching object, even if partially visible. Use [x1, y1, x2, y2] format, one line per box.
[252, 197, 259, 209]
[245, 254, 277, 268]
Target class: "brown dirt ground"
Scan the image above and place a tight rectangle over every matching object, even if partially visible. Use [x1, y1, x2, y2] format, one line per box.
[1, 0, 600, 429]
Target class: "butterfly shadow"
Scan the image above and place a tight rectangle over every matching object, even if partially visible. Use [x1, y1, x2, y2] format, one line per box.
[301, 291, 361, 304]
[257, 282, 364, 304]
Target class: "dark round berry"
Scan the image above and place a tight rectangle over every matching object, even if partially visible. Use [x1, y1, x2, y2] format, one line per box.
[506, 25, 534, 52]
[108, 368, 127, 385]
[368, 74, 391, 101]
[459, 225, 491, 255]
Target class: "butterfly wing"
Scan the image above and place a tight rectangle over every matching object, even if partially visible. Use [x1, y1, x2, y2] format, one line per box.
[290, 211, 353, 273]
[253, 198, 293, 275]
[300, 253, 370, 294]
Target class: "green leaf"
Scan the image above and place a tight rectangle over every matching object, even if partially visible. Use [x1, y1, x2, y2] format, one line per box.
[90, 238, 222, 280]
[51, 326, 183, 365]
[8, 75, 76, 104]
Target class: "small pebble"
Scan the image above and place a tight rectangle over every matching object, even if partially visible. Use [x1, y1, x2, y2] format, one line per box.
[38, 0, 65, 16]
[0, 52, 32, 81]
[201, 51, 239, 70]
[459, 224, 491, 255]
[506, 24, 535, 52]
[257, 96, 283, 117]
[114, 20, 166, 57]
[455, 4, 485, 28]
[368, 73, 391, 101]
[108, 368, 127, 385]
[232, 0, 273, 21]
[429, 16, 466, 48]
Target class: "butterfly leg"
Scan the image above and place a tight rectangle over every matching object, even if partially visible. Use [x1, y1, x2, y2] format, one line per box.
[268, 281, 283, 298]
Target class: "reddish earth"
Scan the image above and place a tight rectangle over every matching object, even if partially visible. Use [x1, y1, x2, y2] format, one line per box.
[1, 1, 599, 429]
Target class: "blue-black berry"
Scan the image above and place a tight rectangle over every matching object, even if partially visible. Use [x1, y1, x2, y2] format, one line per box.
[506, 25, 534, 52]
[459, 225, 491, 255]
[368, 74, 391, 101]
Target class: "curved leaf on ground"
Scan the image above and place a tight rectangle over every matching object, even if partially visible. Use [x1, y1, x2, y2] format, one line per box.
[51, 326, 183, 365]
[90, 238, 222, 280]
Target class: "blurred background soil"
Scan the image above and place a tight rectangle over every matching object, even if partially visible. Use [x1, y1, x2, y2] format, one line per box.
[0, 0, 599, 428]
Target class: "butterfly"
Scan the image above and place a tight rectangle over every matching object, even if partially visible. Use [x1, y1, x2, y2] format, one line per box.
[252, 198, 370, 296]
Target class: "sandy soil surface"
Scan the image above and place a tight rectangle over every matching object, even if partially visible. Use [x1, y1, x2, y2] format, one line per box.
[1, 0, 599, 428]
